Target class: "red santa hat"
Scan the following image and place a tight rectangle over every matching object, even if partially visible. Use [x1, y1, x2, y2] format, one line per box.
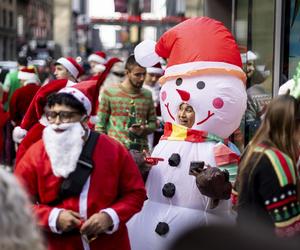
[18, 66, 40, 84]
[88, 51, 107, 64]
[13, 79, 70, 143]
[146, 62, 164, 75]
[55, 57, 84, 79]
[88, 57, 123, 124]
[134, 17, 246, 84]
[58, 80, 97, 115]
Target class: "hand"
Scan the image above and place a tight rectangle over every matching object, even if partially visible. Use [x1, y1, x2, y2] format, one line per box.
[80, 212, 113, 239]
[56, 210, 82, 232]
[196, 167, 232, 200]
[129, 124, 145, 136]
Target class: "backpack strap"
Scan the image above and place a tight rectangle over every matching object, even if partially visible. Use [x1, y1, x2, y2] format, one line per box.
[48, 131, 100, 205]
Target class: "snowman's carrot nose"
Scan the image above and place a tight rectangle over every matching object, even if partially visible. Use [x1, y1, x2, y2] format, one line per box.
[176, 89, 190, 102]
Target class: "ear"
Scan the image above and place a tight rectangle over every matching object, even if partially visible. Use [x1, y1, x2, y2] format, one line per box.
[80, 114, 89, 125]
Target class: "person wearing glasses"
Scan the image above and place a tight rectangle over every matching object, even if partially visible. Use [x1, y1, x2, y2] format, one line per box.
[15, 81, 146, 250]
[96, 54, 157, 151]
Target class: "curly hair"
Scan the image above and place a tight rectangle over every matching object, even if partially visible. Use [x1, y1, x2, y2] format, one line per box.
[0, 169, 45, 250]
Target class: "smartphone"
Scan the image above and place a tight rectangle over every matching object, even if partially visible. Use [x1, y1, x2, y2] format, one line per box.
[189, 161, 205, 175]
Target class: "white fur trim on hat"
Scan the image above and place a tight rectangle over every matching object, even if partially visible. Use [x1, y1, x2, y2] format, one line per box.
[146, 67, 164, 75]
[88, 54, 107, 64]
[13, 126, 27, 143]
[18, 71, 38, 81]
[89, 115, 100, 124]
[94, 64, 106, 73]
[134, 40, 160, 67]
[24, 80, 39, 86]
[56, 57, 79, 78]
[59, 87, 92, 115]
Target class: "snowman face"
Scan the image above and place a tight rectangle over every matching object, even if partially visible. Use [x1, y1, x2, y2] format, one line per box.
[160, 74, 247, 138]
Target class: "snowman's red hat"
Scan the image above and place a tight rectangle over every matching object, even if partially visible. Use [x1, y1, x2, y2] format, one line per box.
[134, 17, 246, 84]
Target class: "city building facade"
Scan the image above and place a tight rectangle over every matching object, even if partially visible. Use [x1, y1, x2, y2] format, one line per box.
[0, 0, 17, 60]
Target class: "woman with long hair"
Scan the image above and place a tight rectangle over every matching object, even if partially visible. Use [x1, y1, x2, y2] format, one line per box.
[235, 94, 300, 237]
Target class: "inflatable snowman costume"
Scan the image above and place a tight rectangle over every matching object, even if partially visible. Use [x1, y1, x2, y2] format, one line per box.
[127, 17, 247, 250]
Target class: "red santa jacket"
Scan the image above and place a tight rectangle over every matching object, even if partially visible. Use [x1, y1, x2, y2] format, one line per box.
[15, 133, 146, 250]
[9, 84, 40, 126]
[15, 122, 45, 165]
[0, 104, 9, 154]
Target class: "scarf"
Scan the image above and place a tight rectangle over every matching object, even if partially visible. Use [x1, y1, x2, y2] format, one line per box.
[161, 122, 240, 182]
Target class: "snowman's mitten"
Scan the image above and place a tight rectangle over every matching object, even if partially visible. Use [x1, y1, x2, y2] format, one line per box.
[196, 167, 232, 200]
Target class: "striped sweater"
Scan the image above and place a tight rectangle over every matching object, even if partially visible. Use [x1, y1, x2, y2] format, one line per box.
[236, 145, 300, 237]
[96, 84, 156, 150]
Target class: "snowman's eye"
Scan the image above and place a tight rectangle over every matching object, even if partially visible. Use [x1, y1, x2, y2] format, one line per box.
[176, 78, 183, 86]
[196, 81, 205, 89]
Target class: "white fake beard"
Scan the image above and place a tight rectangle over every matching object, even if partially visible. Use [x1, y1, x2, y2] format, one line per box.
[43, 122, 85, 178]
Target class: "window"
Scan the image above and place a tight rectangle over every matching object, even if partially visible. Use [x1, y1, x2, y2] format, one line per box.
[234, 0, 275, 147]
[3, 9, 6, 27]
[9, 11, 13, 27]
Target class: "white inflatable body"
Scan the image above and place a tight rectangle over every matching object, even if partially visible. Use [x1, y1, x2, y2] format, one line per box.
[127, 74, 247, 250]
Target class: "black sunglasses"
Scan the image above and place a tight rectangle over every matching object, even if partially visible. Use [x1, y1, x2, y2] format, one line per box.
[45, 111, 81, 122]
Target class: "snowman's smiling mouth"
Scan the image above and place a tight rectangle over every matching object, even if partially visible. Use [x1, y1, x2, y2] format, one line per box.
[196, 111, 215, 125]
[165, 102, 214, 125]
[165, 103, 175, 121]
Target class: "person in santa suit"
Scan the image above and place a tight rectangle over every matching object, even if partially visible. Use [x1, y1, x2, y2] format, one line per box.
[13, 57, 84, 149]
[0, 103, 9, 162]
[9, 66, 41, 126]
[101, 60, 125, 89]
[13, 60, 115, 166]
[87, 51, 107, 81]
[15, 80, 146, 250]
[14, 56, 85, 153]
[54, 57, 84, 83]
[13, 79, 71, 165]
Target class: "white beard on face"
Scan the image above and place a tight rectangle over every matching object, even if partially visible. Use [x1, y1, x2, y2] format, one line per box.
[43, 122, 85, 178]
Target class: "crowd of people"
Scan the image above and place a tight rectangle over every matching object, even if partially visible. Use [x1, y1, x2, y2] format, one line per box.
[0, 16, 300, 250]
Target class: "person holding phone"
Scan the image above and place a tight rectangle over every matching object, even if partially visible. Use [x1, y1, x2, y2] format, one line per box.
[96, 54, 157, 151]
